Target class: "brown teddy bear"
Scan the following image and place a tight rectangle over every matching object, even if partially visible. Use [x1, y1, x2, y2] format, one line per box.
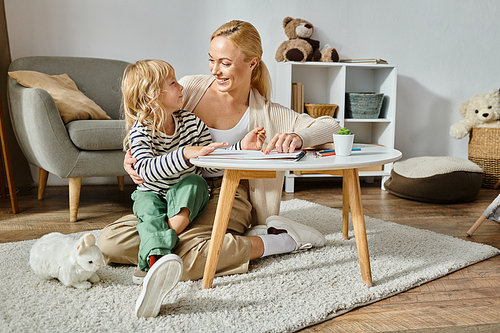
[275, 17, 339, 63]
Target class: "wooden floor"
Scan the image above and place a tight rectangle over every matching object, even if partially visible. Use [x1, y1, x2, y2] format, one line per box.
[1, 177, 500, 332]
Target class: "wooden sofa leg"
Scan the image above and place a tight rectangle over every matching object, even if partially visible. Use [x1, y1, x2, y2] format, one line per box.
[38, 168, 49, 200]
[69, 177, 82, 222]
[117, 175, 125, 191]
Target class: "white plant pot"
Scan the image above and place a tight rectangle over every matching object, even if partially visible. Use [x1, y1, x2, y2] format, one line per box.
[333, 134, 355, 156]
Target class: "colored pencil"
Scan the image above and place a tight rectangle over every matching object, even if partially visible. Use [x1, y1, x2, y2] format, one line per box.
[318, 148, 361, 153]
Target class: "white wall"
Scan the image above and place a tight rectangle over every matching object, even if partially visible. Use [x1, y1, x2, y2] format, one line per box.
[5, 0, 500, 185]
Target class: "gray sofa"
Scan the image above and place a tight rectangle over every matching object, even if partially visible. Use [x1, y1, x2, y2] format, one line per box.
[7, 56, 130, 222]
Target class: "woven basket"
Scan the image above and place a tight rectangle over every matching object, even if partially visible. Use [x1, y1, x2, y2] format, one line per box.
[345, 92, 384, 119]
[304, 103, 338, 118]
[468, 127, 500, 188]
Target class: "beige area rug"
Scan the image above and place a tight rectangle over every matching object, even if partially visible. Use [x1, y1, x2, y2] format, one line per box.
[1, 199, 499, 333]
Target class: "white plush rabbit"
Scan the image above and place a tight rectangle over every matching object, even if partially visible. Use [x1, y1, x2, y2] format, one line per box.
[29, 232, 105, 289]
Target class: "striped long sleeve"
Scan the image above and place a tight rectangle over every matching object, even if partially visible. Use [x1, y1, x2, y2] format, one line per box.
[129, 110, 217, 194]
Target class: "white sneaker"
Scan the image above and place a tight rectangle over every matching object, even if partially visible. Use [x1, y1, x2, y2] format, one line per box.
[266, 216, 325, 252]
[243, 225, 268, 236]
[135, 254, 183, 318]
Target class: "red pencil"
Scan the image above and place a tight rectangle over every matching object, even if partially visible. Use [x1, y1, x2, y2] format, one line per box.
[317, 152, 336, 157]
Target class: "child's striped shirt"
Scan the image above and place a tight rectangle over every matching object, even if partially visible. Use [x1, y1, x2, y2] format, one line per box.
[129, 110, 220, 195]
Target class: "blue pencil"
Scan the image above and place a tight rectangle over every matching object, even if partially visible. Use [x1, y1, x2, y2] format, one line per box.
[319, 148, 361, 153]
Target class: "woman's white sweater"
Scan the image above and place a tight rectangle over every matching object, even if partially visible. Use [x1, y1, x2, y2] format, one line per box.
[180, 75, 341, 224]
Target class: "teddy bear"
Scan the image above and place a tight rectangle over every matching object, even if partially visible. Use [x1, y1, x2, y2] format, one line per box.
[450, 88, 500, 139]
[275, 17, 339, 63]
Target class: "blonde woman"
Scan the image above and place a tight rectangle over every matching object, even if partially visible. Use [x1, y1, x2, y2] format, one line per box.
[98, 21, 340, 316]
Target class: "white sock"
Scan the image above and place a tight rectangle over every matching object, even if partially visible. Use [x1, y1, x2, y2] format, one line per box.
[258, 233, 296, 257]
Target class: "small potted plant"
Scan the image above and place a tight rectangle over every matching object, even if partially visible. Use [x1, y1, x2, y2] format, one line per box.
[333, 127, 355, 156]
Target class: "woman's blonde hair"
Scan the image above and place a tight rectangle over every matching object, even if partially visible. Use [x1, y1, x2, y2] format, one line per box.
[211, 20, 272, 100]
[121, 59, 175, 148]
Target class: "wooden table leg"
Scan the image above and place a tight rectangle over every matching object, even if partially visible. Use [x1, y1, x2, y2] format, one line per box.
[342, 171, 350, 240]
[202, 169, 241, 289]
[346, 168, 373, 287]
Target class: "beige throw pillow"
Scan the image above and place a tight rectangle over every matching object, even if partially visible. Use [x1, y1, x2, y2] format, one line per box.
[8, 70, 112, 123]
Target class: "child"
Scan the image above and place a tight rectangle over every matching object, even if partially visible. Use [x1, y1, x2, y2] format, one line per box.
[121, 59, 265, 318]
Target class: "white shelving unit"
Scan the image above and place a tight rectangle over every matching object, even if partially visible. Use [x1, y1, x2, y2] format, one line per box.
[274, 61, 397, 193]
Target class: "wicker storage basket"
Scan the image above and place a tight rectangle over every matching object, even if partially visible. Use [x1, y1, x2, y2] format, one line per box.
[468, 127, 500, 188]
[304, 103, 338, 118]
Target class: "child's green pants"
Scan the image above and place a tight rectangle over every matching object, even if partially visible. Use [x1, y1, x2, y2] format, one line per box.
[132, 173, 209, 271]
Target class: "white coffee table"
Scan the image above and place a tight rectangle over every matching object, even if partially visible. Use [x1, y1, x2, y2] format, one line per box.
[191, 144, 402, 289]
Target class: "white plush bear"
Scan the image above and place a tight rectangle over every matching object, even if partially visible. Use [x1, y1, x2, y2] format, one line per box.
[450, 88, 500, 139]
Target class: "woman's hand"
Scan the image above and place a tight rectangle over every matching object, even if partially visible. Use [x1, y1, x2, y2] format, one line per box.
[263, 133, 302, 154]
[241, 127, 266, 150]
[183, 142, 229, 159]
[124, 149, 145, 184]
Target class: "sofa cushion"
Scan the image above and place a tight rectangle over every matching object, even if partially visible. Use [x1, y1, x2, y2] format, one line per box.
[66, 120, 126, 150]
[384, 156, 483, 203]
[8, 70, 112, 123]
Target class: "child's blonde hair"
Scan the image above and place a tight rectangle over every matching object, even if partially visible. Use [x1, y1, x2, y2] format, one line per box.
[121, 59, 175, 148]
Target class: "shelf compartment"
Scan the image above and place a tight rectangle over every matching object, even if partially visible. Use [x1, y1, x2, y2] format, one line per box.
[275, 62, 397, 192]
